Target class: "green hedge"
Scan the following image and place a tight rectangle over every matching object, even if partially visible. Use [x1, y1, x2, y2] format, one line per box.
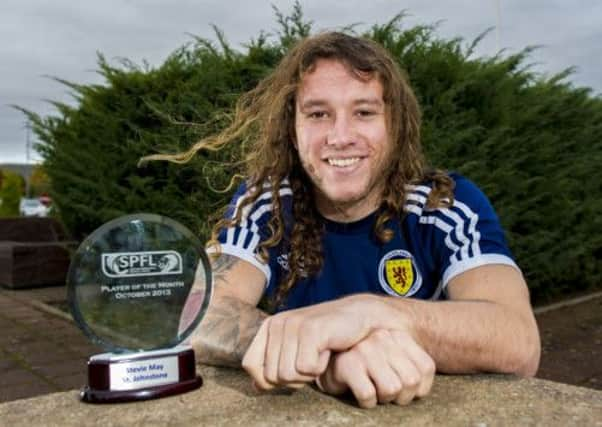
[21, 7, 601, 302]
[0, 170, 25, 217]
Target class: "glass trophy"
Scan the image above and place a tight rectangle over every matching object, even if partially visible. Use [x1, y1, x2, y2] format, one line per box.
[67, 213, 212, 403]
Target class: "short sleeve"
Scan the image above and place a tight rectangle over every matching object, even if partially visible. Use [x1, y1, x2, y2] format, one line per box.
[405, 175, 519, 289]
[208, 180, 293, 287]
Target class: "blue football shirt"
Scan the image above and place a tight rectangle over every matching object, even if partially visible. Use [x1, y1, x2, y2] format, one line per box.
[214, 173, 518, 312]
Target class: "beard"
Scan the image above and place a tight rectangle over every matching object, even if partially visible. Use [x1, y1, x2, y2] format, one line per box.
[300, 157, 389, 220]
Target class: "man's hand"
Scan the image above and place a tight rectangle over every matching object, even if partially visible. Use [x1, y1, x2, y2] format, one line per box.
[316, 329, 435, 409]
[242, 295, 397, 390]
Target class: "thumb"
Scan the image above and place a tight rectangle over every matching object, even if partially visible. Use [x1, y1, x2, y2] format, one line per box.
[297, 314, 370, 375]
[316, 355, 348, 395]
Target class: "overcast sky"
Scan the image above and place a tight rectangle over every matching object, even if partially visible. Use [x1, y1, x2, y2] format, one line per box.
[2, 0, 601, 164]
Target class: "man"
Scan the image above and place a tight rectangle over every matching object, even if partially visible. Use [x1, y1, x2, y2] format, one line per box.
[180, 32, 540, 408]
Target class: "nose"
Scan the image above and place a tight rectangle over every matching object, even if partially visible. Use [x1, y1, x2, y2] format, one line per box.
[326, 113, 355, 147]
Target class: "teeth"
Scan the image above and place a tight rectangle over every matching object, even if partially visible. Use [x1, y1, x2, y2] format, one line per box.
[327, 157, 360, 167]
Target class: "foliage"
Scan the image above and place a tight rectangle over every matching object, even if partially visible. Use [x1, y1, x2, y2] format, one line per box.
[29, 164, 51, 196]
[19, 31, 284, 239]
[19, 4, 601, 302]
[0, 170, 25, 217]
[372, 19, 602, 300]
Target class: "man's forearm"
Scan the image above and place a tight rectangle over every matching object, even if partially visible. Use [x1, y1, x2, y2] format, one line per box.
[187, 253, 268, 368]
[386, 297, 540, 376]
[339, 290, 539, 377]
[190, 294, 267, 367]
[348, 266, 540, 377]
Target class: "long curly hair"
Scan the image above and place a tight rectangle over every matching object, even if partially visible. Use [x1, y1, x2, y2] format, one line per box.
[142, 32, 453, 308]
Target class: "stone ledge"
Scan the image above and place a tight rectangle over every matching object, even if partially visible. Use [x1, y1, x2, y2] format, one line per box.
[0, 366, 600, 426]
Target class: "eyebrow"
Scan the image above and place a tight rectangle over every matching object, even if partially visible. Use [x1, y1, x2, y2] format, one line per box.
[299, 98, 384, 109]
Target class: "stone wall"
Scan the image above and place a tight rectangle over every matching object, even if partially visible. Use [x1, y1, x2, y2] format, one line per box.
[0, 366, 600, 426]
[0, 218, 75, 288]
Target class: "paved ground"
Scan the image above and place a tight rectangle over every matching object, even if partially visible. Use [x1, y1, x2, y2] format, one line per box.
[535, 294, 601, 390]
[0, 287, 101, 403]
[0, 285, 600, 403]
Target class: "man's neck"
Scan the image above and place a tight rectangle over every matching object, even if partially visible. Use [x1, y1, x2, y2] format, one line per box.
[316, 193, 382, 223]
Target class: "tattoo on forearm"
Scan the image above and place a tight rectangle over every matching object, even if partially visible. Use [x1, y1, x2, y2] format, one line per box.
[212, 254, 238, 273]
[211, 254, 238, 288]
[191, 294, 267, 367]
[189, 254, 266, 367]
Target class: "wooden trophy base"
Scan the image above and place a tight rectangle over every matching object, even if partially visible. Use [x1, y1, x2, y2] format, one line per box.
[81, 345, 202, 403]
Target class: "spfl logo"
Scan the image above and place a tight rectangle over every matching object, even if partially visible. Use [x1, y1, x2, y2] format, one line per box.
[101, 251, 183, 278]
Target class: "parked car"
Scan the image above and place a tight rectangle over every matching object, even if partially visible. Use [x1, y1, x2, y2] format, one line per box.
[19, 198, 49, 217]
[38, 195, 52, 206]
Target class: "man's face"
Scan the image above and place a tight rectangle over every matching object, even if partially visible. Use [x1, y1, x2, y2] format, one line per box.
[295, 59, 392, 221]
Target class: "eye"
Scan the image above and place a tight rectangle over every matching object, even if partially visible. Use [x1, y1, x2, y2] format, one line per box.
[356, 109, 377, 118]
[307, 110, 329, 119]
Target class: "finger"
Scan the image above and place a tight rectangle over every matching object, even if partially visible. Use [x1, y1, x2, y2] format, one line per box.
[279, 317, 316, 384]
[284, 382, 306, 390]
[296, 318, 327, 375]
[297, 315, 368, 375]
[345, 369, 378, 409]
[414, 357, 435, 398]
[264, 317, 284, 385]
[380, 337, 422, 406]
[317, 349, 331, 375]
[334, 352, 377, 409]
[242, 318, 273, 390]
[353, 332, 401, 404]
[391, 359, 420, 406]
[316, 356, 348, 396]
[366, 359, 402, 404]
[397, 336, 436, 398]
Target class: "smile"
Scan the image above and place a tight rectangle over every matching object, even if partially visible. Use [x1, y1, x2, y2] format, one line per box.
[327, 157, 361, 167]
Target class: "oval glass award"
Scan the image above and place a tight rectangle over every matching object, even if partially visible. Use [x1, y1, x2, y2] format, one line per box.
[67, 214, 212, 403]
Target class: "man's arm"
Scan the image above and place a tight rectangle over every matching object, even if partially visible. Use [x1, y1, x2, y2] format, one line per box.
[389, 264, 541, 376]
[188, 254, 267, 367]
[314, 265, 540, 408]
[243, 264, 540, 389]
